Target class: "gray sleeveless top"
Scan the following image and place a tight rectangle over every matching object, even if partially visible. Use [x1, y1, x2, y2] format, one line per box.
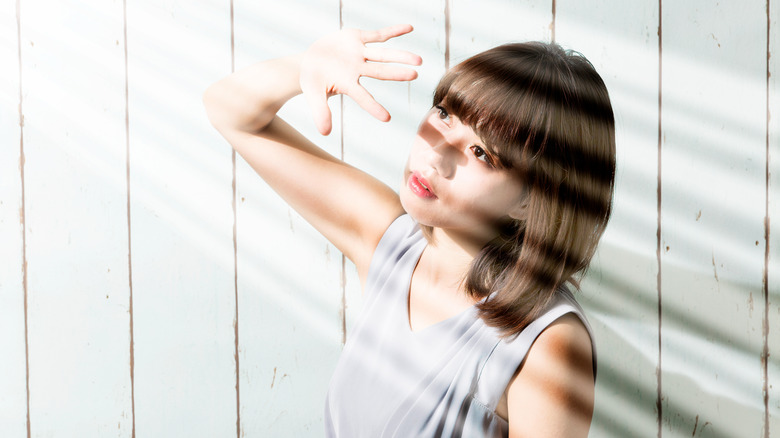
[324, 214, 595, 437]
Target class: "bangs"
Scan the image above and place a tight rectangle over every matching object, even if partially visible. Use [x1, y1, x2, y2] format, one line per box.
[432, 44, 558, 172]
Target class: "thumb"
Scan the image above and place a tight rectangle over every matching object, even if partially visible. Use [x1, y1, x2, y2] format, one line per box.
[304, 88, 333, 136]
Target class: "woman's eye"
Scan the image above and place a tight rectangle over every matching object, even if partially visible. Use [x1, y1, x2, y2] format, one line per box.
[435, 105, 450, 123]
[470, 145, 493, 166]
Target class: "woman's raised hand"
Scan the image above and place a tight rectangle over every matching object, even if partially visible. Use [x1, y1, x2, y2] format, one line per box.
[300, 24, 422, 136]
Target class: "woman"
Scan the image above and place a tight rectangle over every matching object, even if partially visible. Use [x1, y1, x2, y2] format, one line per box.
[204, 24, 615, 437]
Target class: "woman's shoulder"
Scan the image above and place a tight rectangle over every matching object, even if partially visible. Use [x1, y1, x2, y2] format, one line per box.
[362, 213, 424, 292]
[369, 213, 424, 259]
[525, 312, 594, 371]
[498, 286, 594, 354]
[504, 312, 595, 436]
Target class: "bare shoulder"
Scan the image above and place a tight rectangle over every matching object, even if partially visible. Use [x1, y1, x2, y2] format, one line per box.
[506, 313, 595, 438]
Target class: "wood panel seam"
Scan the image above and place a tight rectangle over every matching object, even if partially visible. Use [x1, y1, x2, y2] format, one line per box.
[228, 0, 241, 435]
[763, 1, 771, 436]
[15, 0, 30, 436]
[121, 1, 136, 436]
[444, 0, 450, 70]
[339, 0, 348, 347]
[551, 0, 556, 42]
[656, 1, 664, 436]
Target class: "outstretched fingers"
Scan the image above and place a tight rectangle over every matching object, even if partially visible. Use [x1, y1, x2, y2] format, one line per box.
[360, 36, 421, 83]
[350, 25, 420, 122]
[301, 24, 420, 134]
[363, 46, 422, 66]
[359, 24, 414, 43]
[361, 63, 418, 82]
[348, 84, 390, 123]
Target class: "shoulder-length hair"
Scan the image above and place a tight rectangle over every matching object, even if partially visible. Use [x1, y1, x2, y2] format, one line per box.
[430, 41, 616, 336]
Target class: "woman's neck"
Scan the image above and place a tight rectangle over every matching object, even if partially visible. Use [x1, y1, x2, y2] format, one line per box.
[423, 226, 492, 292]
[408, 227, 487, 331]
[430, 226, 493, 257]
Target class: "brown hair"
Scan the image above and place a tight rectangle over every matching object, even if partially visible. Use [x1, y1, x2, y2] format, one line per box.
[430, 42, 616, 336]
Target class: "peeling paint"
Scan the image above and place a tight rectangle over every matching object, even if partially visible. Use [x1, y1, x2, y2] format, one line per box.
[709, 33, 721, 48]
[444, 0, 450, 70]
[711, 253, 719, 282]
[16, 1, 31, 435]
[119, 1, 137, 436]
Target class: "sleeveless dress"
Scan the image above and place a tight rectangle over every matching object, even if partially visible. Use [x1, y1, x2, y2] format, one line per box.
[324, 214, 596, 437]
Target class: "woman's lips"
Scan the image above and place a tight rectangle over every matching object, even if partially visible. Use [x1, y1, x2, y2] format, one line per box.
[408, 172, 437, 199]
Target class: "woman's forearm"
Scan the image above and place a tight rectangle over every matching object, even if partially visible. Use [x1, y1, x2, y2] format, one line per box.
[203, 53, 304, 137]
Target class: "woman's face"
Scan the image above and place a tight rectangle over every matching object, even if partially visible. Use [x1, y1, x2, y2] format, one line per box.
[400, 106, 526, 245]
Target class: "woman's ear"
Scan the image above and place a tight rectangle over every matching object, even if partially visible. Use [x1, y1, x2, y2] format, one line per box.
[508, 186, 530, 220]
[508, 201, 528, 221]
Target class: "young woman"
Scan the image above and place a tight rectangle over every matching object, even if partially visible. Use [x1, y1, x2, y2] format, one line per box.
[204, 24, 615, 437]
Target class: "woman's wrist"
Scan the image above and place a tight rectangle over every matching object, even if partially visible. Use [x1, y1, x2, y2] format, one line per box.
[204, 53, 305, 134]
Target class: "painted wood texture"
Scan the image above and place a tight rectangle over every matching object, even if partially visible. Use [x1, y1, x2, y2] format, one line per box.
[0, 0, 27, 436]
[16, 0, 134, 436]
[0, 0, 776, 437]
[232, 1, 344, 436]
[126, 0, 237, 435]
[662, 0, 768, 436]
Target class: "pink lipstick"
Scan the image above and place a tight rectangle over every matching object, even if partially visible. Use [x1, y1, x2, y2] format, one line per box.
[408, 173, 437, 199]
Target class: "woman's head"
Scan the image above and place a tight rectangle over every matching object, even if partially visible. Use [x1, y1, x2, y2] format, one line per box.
[432, 41, 616, 334]
[400, 103, 530, 246]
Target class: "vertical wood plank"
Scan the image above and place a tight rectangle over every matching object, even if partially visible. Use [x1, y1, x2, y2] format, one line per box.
[231, 1, 344, 436]
[126, 0, 236, 435]
[449, 0, 553, 59]
[19, 0, 133, 435]
[768, 0, 780, 433]
[0, 0, 28, 436]
[661, 1, 767, 435]
[555, 1, 660, 436]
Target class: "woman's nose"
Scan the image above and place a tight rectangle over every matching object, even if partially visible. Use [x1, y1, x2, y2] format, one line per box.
[427, 140, 457, 179]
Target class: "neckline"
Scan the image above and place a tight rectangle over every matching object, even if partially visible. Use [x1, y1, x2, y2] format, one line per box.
[404, 240, 479, 335]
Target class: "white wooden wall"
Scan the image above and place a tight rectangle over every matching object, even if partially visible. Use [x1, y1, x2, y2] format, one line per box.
[0, 0, 777, 436]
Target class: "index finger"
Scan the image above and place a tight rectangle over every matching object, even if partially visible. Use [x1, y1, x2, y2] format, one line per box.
[360, 24, 414, 43]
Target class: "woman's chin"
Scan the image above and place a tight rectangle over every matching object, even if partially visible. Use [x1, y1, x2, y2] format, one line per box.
[399, 191, 431, 225]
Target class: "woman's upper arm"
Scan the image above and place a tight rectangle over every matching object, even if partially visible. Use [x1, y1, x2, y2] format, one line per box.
[506, 313, 595, 438]
[203, 27, 421, 278]
[224, 116, 405, 277]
